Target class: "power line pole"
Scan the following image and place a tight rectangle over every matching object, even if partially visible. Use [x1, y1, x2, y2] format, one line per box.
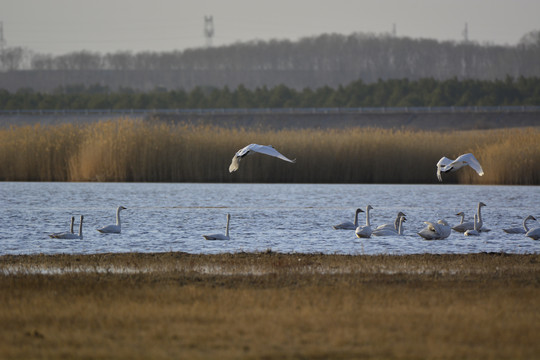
[0, 21, 6, 52]
[204, 16, 214, 47]
[462, 22, 469, 42]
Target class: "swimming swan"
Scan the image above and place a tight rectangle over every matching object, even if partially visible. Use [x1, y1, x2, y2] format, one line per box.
[375, 211, 406, 231]
[229, 144, 296, 172]
[436, 153, 484, 182]
[50, 215, 83, 240]
[464, 214, 480, 236]
[418, 219, 451, 240]
[333, 208, 363, 230]
[525, 223, 540, 240]
[49, 216, 75, 238]
[452, 202, 486, 233]
[355, 205, 374, 238]
[503, 215, 537, 234]
[203, 213, 231, 240]
[97, 206, 127, 234]
[373, 216, 405, 236]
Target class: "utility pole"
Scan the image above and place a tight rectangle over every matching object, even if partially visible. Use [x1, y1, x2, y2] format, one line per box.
[0, 21, 6, 52]
[462, 22, 469, 42]
[392, 23, 396, 37]
[204, 16, 214, 47]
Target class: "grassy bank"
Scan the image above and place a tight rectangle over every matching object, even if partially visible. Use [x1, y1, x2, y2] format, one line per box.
[1, 252, 539, 359]
[1, 118, 539, 183]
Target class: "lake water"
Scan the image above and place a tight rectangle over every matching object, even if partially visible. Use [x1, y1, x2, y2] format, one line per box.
[0, 182, 539, 256]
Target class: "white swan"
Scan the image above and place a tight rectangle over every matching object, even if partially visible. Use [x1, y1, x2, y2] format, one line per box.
[503, 215, 537, 234]
[373, 216, 405, 236]
[51, 216, 83, 240]
[375, 211, 406, 231]
[418, 219, 451, 240]
[526, 226, 540, 240]
[229, 144, 296, 172]
[437, 153, 484, 182]
[452, 202, 486, 233]
[455, 212, 466, 225]
[464, 214, 480, 236]
[97, 206, 127, 234]
[203, 213, 231, 240]
[355, 205, 373, 238]
[49, 216, 75, 238]
[333, 208, 363, 230]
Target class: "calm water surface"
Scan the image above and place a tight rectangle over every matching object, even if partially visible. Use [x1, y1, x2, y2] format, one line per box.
[1, 182, 539, 255]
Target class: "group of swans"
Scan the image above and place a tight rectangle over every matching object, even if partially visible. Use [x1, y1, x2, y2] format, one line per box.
[503, 215, 540, 240]
[48, 206, 126, 239]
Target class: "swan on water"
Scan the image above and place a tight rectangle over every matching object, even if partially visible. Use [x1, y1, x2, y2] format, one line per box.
[333, 208, 363, 230]
[418, 219, 451, 240]
[49, 216, 75, 238]
[503, 215, 538, 234]
[455, 212, 466, 225]
[229, 144, 296, 172]
[50, 216, 83, 240]
[464, 214, 480, 236]
[452, 202, 486, 233]
[375, 211, 406, 231]
[203, 213, 231, 240]
[526, 223, 540, 240]
[436, 153, 484, 182]
[355, 205, 374, 238]
[97, 206, 127, 234]
[373, 216, 405, 236]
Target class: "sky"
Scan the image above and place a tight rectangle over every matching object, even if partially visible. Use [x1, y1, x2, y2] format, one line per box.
[2, 0, 540, 55]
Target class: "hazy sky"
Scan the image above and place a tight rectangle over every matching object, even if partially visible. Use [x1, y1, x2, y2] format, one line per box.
[2, 0, 540, 55]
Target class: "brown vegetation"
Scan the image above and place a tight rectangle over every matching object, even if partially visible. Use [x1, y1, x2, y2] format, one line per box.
[1, 252, 539, 359]
[0, 118, 539, 183]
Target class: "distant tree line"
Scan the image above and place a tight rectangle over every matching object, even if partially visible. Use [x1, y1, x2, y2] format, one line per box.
[0, 31, 539, 92]
[1, 77, 539, 110]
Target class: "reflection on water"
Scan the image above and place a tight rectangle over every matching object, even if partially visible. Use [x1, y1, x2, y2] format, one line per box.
[0, 182, 539, 255]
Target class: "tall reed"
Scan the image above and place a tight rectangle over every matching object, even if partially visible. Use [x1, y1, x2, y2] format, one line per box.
[0, 118, 538, 184]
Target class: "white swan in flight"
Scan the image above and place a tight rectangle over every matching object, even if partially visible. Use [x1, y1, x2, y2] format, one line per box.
[355, 205, 374, 238]
[375, 211, 406, 231]
[50, 216, 83, 240]
[436, 153, 484, 182]
[229, 144, 296, 172]
[503, 215, 538, 234]
[464, 214, 480, 236]
[418, 219, 451, 240]
[97, 206, 127, 234]
[333, 208, 363, 230]
[203, 213, 231, 240]
[49, 216, 75, 238]
[373, 216, 405, 236]
[452, 202, 486, 233]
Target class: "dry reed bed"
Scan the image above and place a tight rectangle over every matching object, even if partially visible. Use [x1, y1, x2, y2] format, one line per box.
[0, 118, 539, 183]
[1, 253, 540, 359]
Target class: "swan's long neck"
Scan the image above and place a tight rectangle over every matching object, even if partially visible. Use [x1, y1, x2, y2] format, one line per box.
[70, 217, 75, 234]
[79, 216, 84, 237]
[225, 214, 230, 237]
[354, 210, 360, 227]
[365, 207, 371, 226]
[477, 204, 483, 227]
[116, 208, 122, 226]
[473, 214, 478, 231]
[459, 213, 465, 224]
[398, 217, 404, 235]
[394, 215, 401, 231]
[524, 216, 535, 232]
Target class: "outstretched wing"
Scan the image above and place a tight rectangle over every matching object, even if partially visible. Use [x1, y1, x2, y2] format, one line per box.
[248, 144, 296, 163]
[458, 153, 484, 176]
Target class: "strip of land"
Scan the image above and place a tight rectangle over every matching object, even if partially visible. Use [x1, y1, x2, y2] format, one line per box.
[1, 252, 539, 359]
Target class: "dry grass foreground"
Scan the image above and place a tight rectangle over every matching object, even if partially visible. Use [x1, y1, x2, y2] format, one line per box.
[0, 118, 539, 183]
[1, 252, 540, 359]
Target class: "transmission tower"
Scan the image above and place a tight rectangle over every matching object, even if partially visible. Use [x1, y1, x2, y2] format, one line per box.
[0, 22, 6, 52]
[462, 22, 469, 42]
[204, 16, 214, 47]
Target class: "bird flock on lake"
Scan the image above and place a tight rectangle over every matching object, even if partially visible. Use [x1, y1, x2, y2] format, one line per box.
[48, 144, 540, 241]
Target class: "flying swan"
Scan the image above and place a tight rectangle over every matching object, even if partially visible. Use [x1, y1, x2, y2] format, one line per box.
[49, 216, 75, 238]
[436, 153, 484, 182]
[97, 206, 127, 234]
[355, 205, 374, 238]
[418, 219, 451, 240]
[503, 215, 538, 234]
[50, 215, 83, 240]
[333, 208, 363, 230]
[229, 144, 296, 172]
[203, 213, 231, 240]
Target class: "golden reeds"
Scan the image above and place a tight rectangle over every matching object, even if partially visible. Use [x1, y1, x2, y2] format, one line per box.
[0, 118, 538, 184]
